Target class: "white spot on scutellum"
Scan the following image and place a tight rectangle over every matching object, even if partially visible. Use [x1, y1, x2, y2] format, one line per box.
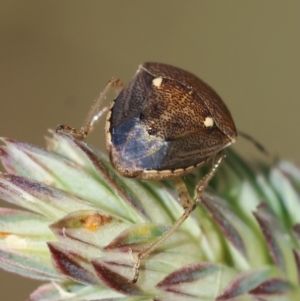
[204, 117, 214, 128]
[5, 235, 29, 249]
[152, 77, 163, 88]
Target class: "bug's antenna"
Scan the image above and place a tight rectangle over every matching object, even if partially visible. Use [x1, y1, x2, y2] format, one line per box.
[238, 131, 270, 156]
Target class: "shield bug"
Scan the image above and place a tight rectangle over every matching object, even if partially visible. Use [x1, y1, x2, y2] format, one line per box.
[56, 62, 237, 282]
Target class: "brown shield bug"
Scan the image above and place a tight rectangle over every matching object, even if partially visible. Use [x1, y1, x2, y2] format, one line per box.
[56, 62, 237, 282]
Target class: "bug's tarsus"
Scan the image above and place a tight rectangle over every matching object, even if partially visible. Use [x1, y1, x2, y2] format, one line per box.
[56, 78, 124, 139]
[56, 125, 86, 140]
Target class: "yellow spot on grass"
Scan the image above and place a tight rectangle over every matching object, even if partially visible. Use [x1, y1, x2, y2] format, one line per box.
[83, 213, 113, 232]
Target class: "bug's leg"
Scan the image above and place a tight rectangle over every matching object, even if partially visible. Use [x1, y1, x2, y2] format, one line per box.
[132, 152, 225, 283]
[56, 78, 124, 140]
[173, 177, 194, 209]
[132, 177, 195, 283]
[195, 152, 225, 202]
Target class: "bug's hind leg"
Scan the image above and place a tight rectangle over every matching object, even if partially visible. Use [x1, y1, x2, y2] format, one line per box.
[131, 152, 225, 283]
[56, 78, 124, 140]
[132, 178, 196, 283]
[195, 152, 225, 201]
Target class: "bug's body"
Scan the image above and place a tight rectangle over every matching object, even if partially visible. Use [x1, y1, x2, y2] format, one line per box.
[57, 62, 237, 283]
[106, 63, 236, 179]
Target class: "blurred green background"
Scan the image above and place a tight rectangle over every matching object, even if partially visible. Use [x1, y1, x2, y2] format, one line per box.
[0, 1, 299, 300]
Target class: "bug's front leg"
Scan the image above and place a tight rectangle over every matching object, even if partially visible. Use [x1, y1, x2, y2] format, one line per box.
[56, 78, 124, 140]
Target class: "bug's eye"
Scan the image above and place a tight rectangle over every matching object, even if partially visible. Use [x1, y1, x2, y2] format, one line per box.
[140, 113, 145, 120]
[147, 127, 156, 135]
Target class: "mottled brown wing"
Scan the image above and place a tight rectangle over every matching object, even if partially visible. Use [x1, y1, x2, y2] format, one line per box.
[141, 62, 237, 140]
[140, 77, 211, 141]
[163, 129, 231, 169]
